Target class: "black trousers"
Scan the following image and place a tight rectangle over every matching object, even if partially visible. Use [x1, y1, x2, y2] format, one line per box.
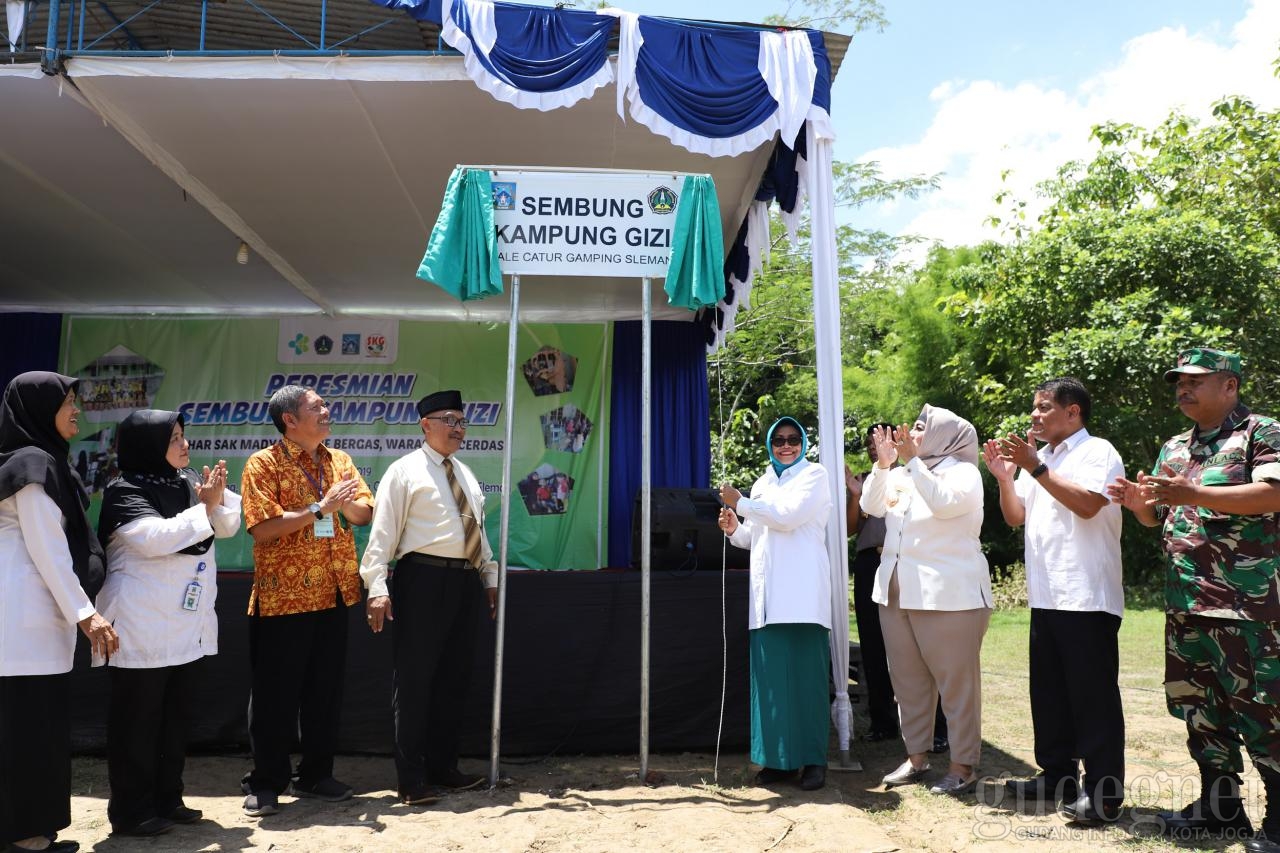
[1029, 607, 1125, 798]
[851, 547, 898, 736]
[391, 559, 484, 793]
[107, 662, 198, 829]
[244, 596, 350, 794]
[0, 673, 70, 844]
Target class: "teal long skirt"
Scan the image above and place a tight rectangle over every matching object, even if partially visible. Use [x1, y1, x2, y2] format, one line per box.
[750, 623, 831, 770]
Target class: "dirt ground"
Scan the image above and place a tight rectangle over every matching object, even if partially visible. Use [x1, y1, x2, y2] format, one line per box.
[60, 703, 1252, 853]
[60, 610, 1252, 852]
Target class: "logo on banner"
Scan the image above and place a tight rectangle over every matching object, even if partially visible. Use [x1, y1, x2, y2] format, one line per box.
[314, 335, 333, 355]
[365, 335, 387, 358]
[647, 186, 677, 215]
[289, 334, 310, 355]
[492, 182, 517, 211]
[341, 334, 360, 355]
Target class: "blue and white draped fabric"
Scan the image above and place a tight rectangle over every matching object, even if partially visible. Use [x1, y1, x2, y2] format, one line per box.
[380, 0, 615, 110]
[605, 14, 832, 159]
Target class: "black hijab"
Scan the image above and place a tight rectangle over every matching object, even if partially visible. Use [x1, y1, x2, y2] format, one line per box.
[98, 409, 211, 555]
[0, 371, 106, 598]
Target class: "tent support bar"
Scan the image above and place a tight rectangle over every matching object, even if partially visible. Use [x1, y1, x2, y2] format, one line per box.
[489, 275, 520, 787]
[639, 276, 651, 780]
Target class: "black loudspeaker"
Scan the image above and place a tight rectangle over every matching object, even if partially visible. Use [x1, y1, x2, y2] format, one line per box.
[630, 487, 750, 571]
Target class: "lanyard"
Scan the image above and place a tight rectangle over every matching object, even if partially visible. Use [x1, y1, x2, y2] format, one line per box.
[281, 442, 326, 498]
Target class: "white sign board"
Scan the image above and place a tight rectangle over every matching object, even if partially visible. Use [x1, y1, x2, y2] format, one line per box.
[489, 169, 684, 278]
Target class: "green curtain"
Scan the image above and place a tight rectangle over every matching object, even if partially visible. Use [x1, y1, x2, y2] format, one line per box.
[416, 167, 505, 301]
[664, 174, 725, 310]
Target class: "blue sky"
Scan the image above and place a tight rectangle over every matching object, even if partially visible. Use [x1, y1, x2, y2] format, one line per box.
[571, 1, 1280, 249]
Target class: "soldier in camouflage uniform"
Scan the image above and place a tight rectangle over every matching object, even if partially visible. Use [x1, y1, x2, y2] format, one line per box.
[1109, 347, 1280, 852]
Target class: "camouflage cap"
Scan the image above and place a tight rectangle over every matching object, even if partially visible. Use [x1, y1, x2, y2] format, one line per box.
[1163, 347, 1242, 382]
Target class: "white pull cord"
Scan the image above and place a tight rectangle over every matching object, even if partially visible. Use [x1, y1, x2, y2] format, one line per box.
[712, 359, 729, 784]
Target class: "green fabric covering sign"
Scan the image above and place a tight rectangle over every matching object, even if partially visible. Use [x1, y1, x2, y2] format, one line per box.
[60, 316, 610, 572]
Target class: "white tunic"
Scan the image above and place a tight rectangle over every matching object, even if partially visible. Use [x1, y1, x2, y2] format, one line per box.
[0, 484, 98, 676]
[94, 490, 242, 668]
[861, 456, 991, 611]
[1013, 428, 1125, 617]
[728, 459, 833, 630]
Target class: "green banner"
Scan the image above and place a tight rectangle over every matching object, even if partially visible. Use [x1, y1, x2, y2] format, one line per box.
[61, 316, 610, 571]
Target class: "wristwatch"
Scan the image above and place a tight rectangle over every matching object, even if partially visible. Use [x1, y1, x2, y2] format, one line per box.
[1030, 463, 1049, 479]
[309, 502, 324, 519]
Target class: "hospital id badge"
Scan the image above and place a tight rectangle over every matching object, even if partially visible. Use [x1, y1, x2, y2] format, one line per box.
[182, 581, 203, 612]
[313, 516, 336, 538]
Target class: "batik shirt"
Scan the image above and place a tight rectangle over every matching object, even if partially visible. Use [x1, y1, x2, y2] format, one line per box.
[241, 437, 373, 617]
[1157, 404, 1280, 620]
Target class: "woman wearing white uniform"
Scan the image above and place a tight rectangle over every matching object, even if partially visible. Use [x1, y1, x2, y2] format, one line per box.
[0, 372, 117, 853]
[861, 404, 991, 796]
[719, 416, 832, 792]
[94, 410, 240, 837]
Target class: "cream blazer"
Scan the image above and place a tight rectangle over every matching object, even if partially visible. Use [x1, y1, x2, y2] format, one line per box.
[860, 456, 991, 611]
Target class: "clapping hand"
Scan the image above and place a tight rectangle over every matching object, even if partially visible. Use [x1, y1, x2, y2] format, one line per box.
[981, 439, 1017, 482]
[893, 422, 921, 464]
[321, 476, 361, 514]
[197, 459, 228, 512]
[995, 431, 1039, 471]
[1137, 463, 1196, 507]
[870, 425, 897, 468]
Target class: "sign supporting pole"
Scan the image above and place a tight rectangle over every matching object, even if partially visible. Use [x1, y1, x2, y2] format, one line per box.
[490, 275, 520, 788]
[639, 276, 652, 781]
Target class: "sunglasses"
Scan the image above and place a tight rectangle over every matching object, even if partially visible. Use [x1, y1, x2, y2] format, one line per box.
[770, 434, 803, 447]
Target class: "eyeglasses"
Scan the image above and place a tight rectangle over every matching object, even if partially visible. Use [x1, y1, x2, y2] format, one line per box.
[426, 415, 469, 429]
[770, 434, 803, 447]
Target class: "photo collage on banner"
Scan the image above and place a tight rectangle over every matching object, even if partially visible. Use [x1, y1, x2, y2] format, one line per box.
[61, 316, 610, 571]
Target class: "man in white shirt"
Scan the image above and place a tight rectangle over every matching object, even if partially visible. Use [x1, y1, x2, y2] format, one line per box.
[983, 377, 1125, 825]
[360, 390, 499, 806]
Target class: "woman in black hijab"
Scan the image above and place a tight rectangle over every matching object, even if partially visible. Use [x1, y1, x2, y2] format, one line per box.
[0, 371, 118, 853]
[95, 410, 238, 838]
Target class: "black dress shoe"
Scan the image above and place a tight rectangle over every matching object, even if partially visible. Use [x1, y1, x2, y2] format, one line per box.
[1158, 797, 1253, 838]
[753, 767, 796, 786]
[111, 816, 175, 837]
[1247, 831, 1280, 853]
[799, 765, 826, 791]
[1061, 792, 1121, 825]
[7, 842, 79, 853]
[864, 728, 899, 743]
[929, 736, 949, 754]
[1004, 775, 1078, 804]
[166, 805, 203, 824]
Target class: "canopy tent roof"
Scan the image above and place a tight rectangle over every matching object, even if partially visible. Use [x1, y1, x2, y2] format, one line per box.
[0, 0, 849, 323]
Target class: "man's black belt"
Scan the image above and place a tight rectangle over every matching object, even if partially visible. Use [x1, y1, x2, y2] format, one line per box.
[399, 552, 473, 570]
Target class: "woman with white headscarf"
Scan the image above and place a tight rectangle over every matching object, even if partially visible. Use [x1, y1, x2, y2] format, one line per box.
[718, 416, 832, 792]
[860, 404, 991, 796]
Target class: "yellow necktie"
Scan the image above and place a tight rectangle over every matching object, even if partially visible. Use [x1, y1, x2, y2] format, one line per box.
[444, 457, 484, 568]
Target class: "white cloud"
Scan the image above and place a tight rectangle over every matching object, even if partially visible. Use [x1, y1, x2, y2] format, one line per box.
[860, 0, 1280, 250]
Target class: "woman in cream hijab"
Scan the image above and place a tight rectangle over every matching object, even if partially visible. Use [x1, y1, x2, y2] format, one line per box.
[860, 404, 992, 796]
